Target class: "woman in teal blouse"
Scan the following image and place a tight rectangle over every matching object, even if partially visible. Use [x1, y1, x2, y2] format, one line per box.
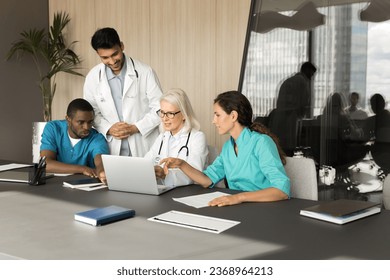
[161, 91, 290, 206]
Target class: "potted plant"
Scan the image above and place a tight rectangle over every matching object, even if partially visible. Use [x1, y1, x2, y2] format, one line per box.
[6, 11, 83, 121]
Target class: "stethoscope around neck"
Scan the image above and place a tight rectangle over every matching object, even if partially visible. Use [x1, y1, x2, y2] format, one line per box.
[155, 131, 191, 164]
[98, 56, 138, 81]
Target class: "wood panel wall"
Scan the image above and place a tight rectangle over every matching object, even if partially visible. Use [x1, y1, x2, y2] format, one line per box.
[49, 0, 250, 151]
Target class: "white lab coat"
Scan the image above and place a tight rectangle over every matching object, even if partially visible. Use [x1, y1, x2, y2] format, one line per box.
[84, 56, 162, 156]
[144, 128, 209, 187]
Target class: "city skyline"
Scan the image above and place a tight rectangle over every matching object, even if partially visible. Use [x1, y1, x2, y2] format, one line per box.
[241, 3, 389, 116]
[367, 21, 390, 110]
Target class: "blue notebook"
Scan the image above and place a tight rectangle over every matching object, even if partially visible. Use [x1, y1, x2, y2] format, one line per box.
[74, 205, 135, 226]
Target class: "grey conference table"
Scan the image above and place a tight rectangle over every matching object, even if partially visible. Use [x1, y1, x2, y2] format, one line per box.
[0, 173, 389, 260]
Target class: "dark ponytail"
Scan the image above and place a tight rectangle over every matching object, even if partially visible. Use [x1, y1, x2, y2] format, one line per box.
[250, 122, 286, 165]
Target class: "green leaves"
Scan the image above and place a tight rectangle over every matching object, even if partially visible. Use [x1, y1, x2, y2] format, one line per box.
[6, 29, 45, 59]
[6, 11, 83, 121]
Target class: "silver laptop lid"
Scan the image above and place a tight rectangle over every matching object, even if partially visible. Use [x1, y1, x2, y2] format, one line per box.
[102, 155, 164, 195]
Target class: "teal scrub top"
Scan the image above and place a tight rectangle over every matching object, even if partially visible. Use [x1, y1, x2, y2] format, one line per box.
[203, 127, 290, 196]
[40, 120, 109, 168]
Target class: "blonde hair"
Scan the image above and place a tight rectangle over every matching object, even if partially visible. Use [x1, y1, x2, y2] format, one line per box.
[161, 88, 200, 132]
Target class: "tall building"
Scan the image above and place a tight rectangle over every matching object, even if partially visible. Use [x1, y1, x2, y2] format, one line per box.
[313, 4, 368, 113]
[241, 3, 368, 116]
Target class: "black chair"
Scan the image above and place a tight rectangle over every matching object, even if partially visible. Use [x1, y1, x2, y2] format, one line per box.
[369, 113, 390, 176]
[253, 116, 269, 127]
[297, 118, 321, 162]
[268, 108, 299, 156]
[371, 127, 390, 176]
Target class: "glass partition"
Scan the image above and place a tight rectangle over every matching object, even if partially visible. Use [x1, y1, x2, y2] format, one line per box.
[239, 0, 390, 202]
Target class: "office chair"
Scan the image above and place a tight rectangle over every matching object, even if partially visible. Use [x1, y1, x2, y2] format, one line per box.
[284, 156, 318, 200]
[253, 115, 269, 127]
[371, 126, 390, 177]
[206, 145, 218, 167]
[207, 145, 226, 188]
[268, 109, 299, 156]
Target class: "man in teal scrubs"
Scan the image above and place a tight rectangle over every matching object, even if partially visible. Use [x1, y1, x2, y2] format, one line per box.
[40, 98, 109, 183]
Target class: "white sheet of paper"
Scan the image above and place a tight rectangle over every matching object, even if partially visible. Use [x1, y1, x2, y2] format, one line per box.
[63, 183, 107, 191]
[148, 210, 240, 234]
[172, 191, 230, 208]
[0, 163, 32, 172]
[54, 173, 74, 177]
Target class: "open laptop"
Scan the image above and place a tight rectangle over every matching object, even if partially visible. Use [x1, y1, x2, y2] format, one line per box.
[102, 155, 174, 195]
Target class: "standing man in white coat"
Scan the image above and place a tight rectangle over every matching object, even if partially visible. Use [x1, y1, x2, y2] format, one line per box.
[84, 27, 162, 156]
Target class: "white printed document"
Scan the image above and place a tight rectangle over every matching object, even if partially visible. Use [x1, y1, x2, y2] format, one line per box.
[0, 163, 32, 172]
[148, 210, 240, 234]
[172, 191, 230, 208]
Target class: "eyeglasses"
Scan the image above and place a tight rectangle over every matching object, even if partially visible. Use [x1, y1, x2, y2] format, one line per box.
[156, 110, 181, 119]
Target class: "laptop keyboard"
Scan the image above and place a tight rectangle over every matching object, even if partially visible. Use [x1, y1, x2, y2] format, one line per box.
[157, 185, 167, 191]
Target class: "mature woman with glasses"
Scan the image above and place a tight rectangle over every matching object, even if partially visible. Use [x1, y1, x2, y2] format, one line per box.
[161, 91, 290, 207]
[144, 88, 208, 187]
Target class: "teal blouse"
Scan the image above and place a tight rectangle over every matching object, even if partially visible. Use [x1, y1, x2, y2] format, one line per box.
[203, 127, 290, 196]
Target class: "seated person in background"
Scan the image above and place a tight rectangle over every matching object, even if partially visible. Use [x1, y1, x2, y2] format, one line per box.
[161, 91, 290, 207]
[369, 93, 390, 175]
[40, 98, 109, 183]
[317, 93, 368, 176]
[369, 93, 390, 133]
[144, 88, 208, 187]
[345, 92, 368, 120]
[344, 92, 372, 142]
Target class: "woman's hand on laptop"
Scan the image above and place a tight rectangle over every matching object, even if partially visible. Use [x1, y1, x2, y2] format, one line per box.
[160, 157, 185, 175]
[154, 166, 166, 179]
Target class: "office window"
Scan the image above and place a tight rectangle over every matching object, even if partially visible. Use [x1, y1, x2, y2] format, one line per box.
[240, 0, 390, 202]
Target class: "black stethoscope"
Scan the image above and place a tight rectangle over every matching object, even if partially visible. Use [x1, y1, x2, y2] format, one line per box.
[97, 56, 138, 103]
[157, 131, 191, 161]
[129, 57, 138, 78]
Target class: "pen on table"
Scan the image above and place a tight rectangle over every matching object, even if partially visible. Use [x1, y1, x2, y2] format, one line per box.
[153, 217, 219, 232]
